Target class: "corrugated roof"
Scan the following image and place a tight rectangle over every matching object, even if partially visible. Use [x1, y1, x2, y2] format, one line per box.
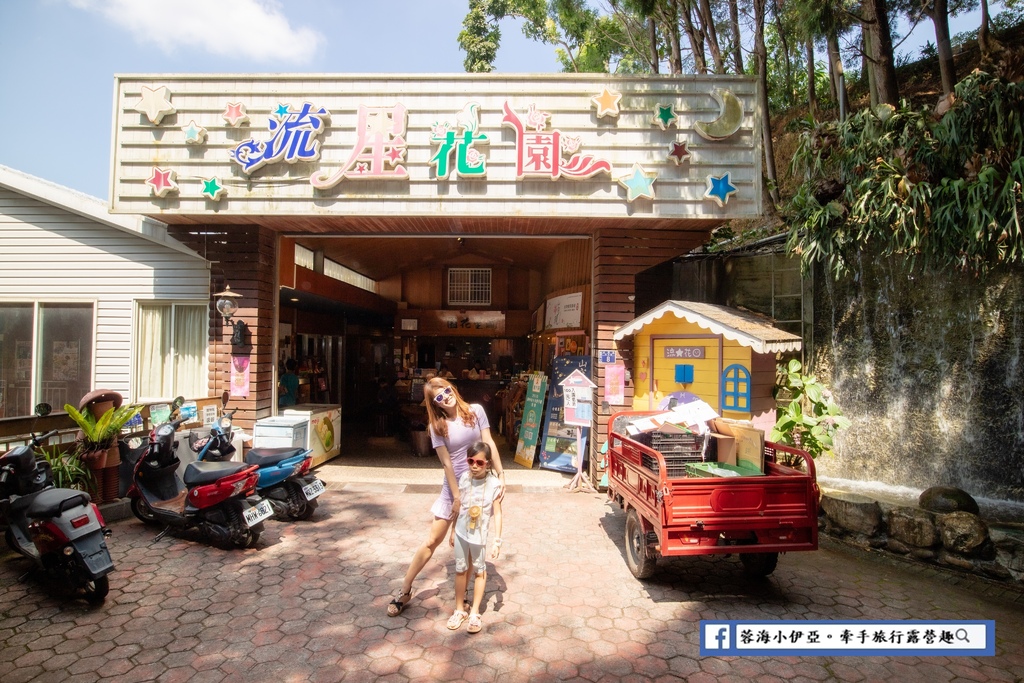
[613, 300, 802, 354]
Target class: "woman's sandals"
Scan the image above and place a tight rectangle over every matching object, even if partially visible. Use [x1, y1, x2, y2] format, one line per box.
[387, 590, 412, 617]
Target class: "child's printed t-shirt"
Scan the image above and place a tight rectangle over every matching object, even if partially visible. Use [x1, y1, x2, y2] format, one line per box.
[454, 472, 501, 545]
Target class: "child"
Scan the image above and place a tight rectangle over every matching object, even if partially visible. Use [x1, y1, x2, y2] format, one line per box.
[446, 440, 503, 634]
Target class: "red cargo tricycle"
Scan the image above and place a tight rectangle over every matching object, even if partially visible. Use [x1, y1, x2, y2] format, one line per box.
[606, 411, 819, 579]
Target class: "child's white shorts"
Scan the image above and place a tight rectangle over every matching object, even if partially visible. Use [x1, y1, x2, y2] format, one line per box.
[453, 534, 486, 575]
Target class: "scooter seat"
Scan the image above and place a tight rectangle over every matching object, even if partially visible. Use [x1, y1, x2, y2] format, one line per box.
[245, 447, 306, 467]
[26, 487, 91, 519]
[183, 460, 250, 486]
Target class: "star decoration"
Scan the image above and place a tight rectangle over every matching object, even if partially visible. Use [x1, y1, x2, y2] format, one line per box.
[617, 163, 658, 202]
[667, 141, 691, 165]
[705, 172, 738, 207]
[182, 120, 207, 144]
[652, 103, 678, 130]
[146, 167, 178, 198]
[222, 102, 249, 127]
[591, 88, 622, 118]
[201, 177, 226, 201]
[274, 103, 291, 119]
[134, 85, 176, 125]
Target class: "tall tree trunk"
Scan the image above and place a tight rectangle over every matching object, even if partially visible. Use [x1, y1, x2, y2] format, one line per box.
[667, 1, 683, 74]
[753, 0, 780, 206]
[862, 0, 900, 106]
[827, 31, 849, 120]
[679, 0, 708, 74]
[977, 0, 1002, 64]
[771, 0, 795, 105]
[930, 0, 956, 96]
[698, 0, 726, 73]
[863, 29, 878, 107]
[728, 0, 744, 73]
[649, 17, 660, 73]
[806, 38, 817, 120]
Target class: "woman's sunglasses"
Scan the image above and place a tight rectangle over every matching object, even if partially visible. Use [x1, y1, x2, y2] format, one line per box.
[467, 457, 488, 467]
[432, 386, 454, 404]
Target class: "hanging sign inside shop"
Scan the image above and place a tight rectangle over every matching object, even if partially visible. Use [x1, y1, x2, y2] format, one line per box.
[544, 292, 583, 330]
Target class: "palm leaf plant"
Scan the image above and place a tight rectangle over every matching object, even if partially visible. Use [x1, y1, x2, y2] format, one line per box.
[64, 402, 144, 466]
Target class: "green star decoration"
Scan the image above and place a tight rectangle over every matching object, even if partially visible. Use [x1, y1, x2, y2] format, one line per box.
[652, 104, 678, 130]
[617, 163, 658, 202]
[202, 177, 226, 201]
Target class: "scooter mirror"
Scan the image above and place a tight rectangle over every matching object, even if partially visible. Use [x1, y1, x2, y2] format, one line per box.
[171, 396, 185, 410]
[34, 403, 52, 417]
[221, 390, 229, 408]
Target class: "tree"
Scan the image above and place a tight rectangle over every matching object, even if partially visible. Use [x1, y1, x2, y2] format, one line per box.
[859, 0, 901, 105]
[753, 0, 781, 205]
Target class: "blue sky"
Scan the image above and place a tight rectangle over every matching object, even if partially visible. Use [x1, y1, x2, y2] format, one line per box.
[0, 0, 985, 201]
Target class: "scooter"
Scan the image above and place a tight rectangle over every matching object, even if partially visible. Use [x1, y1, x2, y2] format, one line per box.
[190, 405, 324, 521]
[0, 403, 114, 604]
[120, 400, 272, 548]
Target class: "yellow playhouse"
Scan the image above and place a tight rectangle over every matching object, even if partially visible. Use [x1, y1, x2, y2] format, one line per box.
[612, 301, 802, 430]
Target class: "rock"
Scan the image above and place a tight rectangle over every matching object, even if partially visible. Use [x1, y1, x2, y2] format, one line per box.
[918, 486, 980, 515]
[887, 538, 911, 554]
[991, 527, 1024, 578]
[821, 492, 882, 536]
[910, 547, 937, 561]
[937, 549, 976, 570]
[938, 511, 990, 555]
[888, 507, 939, 548]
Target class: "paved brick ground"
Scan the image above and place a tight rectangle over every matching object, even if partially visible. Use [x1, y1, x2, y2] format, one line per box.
[2, 487, 1023, 683]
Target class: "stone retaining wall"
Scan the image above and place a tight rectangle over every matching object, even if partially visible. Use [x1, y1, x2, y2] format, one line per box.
[820, 491, 1024, 585]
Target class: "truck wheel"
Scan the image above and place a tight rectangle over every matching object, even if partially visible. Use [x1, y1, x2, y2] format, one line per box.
[625, 509, 657, 579]
[740, 552, 779, 577]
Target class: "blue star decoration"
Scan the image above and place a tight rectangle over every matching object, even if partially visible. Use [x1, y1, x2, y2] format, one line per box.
[704, 172, 738, 207]
[202, 177, 226, 201]
[617, 163, 658, 202]
[274, 103, 291, 119]
[182, 120, 207, 144]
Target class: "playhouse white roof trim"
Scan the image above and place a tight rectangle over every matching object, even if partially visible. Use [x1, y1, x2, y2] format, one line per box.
[0, 164, 204, 260]
[613, 300, 803, 354]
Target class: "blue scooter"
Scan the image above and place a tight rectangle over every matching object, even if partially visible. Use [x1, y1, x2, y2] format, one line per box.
[189, 407, 324, 521]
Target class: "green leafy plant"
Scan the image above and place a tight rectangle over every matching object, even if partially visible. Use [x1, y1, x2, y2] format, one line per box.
[770, 359, 851, 464]
[63, 403, 144, 453]
[35, 444, 94, 491]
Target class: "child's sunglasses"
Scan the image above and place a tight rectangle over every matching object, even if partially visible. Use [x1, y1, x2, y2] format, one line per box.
[432, 386, 453, 404]
[466, 457, 488, 467]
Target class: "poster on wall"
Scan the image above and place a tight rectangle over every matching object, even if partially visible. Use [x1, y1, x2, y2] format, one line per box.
[538, 355, 591, 473]
[513, 373, 548, 468]
[604, 364, 626, 405]
[15, 341, 31, 381]
[230, 355, 251, 398]
[52, 341, 80, 381]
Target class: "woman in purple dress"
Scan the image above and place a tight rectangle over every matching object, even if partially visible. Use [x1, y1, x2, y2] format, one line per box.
[387, 377, 506, 616]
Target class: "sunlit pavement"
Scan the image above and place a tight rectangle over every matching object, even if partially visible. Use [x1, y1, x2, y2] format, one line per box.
[2, 483, 1023, 683]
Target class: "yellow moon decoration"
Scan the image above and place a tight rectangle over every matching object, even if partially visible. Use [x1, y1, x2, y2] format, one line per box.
[694, 88, 743, 141]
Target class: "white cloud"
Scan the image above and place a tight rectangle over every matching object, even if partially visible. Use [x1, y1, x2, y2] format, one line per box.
[66, 0, 324, 65]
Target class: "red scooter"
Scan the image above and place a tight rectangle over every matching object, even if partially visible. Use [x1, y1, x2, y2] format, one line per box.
[0, 403, 114, 603]
[120, 401, 272, 549]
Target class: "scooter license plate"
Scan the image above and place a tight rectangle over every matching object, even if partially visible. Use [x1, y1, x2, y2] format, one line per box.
[244, 500, 273, 527]
[302, 479, 326, 500]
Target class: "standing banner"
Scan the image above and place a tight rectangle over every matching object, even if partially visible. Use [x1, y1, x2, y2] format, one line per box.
[513, 373, 548, 468]
[538, 355, 592, 473]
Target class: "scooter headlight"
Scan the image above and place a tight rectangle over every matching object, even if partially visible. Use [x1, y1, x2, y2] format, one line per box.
[218, 416, 232, 429]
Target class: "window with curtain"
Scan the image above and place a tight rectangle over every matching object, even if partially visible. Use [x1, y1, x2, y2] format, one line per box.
[136, 303, 207, 401]
[0, 302, 94, 418]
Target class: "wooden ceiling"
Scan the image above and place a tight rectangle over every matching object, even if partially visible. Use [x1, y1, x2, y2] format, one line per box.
[161, 213, 722, 281]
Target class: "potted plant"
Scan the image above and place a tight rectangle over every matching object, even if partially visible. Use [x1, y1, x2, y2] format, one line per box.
[64, 401, 144, 469]
[36, 443, 94, 492]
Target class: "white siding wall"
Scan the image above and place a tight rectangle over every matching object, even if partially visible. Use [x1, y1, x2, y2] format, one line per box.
[0, 187, 210, 400]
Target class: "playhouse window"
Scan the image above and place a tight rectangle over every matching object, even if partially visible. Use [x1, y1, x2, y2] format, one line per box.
[722, 364, 751, 411]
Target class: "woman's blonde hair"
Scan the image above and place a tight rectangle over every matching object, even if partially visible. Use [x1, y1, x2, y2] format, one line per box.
[424, 377, 476, 439]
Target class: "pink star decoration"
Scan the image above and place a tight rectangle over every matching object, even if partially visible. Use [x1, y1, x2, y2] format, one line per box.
[222, 102, 249, 127]
[146, 167, 178, 198]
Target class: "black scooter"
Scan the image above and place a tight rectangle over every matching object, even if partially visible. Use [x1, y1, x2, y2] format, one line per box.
[0, 404, 114, 604]
[120, 399, 272, 549]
